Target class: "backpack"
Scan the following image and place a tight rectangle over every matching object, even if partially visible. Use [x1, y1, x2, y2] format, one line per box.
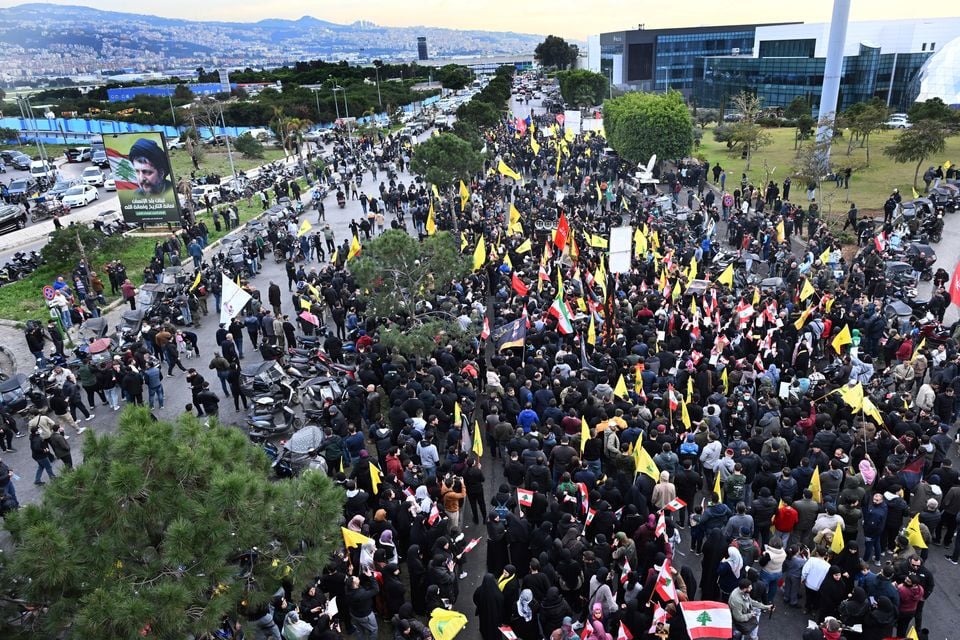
[493, 498, 510, 520]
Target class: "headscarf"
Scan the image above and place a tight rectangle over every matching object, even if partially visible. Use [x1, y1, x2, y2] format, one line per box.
[380, 529, 394, 545]
[374, 508, 387, 522]
[858, 459, 876, 485]
[347, 514, 365, 532]
[724, 545, 744, 578]
[517, 589, 534, 621]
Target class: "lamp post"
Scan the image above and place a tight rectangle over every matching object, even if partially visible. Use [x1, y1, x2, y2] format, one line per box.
[168, 92, 177, 126]
[375, 65, 382, 108]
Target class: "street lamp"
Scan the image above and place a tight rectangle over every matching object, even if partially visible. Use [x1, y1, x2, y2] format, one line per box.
[332, 86, 352, 147]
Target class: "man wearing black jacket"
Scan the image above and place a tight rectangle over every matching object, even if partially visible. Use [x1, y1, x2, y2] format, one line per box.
[345, 571, 380, 640]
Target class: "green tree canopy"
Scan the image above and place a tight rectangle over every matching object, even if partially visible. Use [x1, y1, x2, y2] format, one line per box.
[557, 69, 609, 108]
[351, 230, 472, 357]
[233, 132, 265, 159]
[455, 100, 501, 128]
[534, 35, 578, 69]
[883, 120, 950, 188]
[435, 64, 475, 91]
[603, 90, 694, 165]
[783, 96, 810, 121]
[907, 97, 960, 127]
[3, 409, 343, 639]
[410, 132, 484, 187]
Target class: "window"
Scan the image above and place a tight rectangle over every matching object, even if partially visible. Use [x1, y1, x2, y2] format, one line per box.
[931, 43, 936, 51]
[922, 43, 926, 52]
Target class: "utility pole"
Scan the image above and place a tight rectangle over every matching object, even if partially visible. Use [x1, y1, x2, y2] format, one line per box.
[216, 101, 237, 179]
[168, 93, 177, 125]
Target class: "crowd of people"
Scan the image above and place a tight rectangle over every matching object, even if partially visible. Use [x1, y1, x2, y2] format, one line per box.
[4, 76, 958, 640]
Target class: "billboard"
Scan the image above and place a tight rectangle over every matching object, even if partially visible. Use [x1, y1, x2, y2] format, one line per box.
[104, 132, 181, 224]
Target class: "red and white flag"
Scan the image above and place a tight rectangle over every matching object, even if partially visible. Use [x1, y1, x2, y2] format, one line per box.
[616, 621, 633, 640]
[499, 626, 517, 640]
[517, 487, 534, 508]
[462, 538, 481, 554]
[654, 559, 678, 602]
[663, 497, 687, 512]
[874, 231, 887, 253]
[584, 507, 597, 527]
[655, 512, 667, 539]
[428, 504, 441, 526]
[667, 384, 680, 411]
[735, 301, 755, 326]
[679, 601, 733, 639]
[577, 482, 590, 515]
[620, 558, 632, 584]
[647, 603, 668, 634]
[480, 317, 491, 340]
[521, 305, 531, 328]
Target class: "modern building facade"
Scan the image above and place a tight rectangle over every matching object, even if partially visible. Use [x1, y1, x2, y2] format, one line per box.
[417, 37, 429, 61]
[590, 18, 960, 111]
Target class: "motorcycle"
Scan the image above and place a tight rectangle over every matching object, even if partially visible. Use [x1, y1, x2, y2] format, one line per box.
[247, 405, 301, 441]
[336, 190, 346, 209]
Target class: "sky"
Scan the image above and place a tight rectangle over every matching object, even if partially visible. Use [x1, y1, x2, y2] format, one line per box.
[3, 0, 960, 39]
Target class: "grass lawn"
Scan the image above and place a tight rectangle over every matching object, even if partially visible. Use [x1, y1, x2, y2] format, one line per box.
[696, 125, 960, 219]
[168, 147, 287, 179]
[0, 179, 308, 324]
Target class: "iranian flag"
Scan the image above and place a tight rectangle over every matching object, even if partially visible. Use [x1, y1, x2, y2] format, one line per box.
[548, 283, 575, 335]
[517, 487, 534, 508]
[679, 601, 733, 639]
[654, 558, 677, 602]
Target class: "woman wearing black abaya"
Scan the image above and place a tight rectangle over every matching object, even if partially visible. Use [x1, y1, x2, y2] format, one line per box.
[506, 511, 532, 576]
[487, 512, 509, 576]
[838, 587, 870, 638]
[862, 595, 897, 640]
[556, 548, 584, 611]
[406, 544, 427, 615]
[699, 528, 726, 600]
[473, 573, 506, 640]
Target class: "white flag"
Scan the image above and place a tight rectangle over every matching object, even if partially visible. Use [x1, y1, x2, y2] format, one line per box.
[219, 274, 252, 326]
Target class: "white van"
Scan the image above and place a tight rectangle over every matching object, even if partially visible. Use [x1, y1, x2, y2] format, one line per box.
[30, 160, 58, 182]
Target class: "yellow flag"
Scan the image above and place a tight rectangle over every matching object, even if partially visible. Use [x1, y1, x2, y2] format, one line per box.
[299, 298, 312, 311]
[503, 253, 512, 270]
[340, 457, 344, 473]
[911, 338, 926, 362]
[752, 287, 760, 306]
[716, 263, 734, 287]
[906, 627, 920, 640]
[831, 324, 851, 352]
[425, 201, 437, 235]
[189, 269, 202, 292]
[680, 400, 691, 428]
[775, 220, 785, 243]
[472, 421, 483, 457]
[862, 396, 884, 425]
[633, 443, 660, 481]
[819, 245, 832, 264]
[530, 133, 540, 155]
[331, 249, 339, 264]
[825, 296, 835, 313]
[945, 160, 953, 172]
[564, 127, 575, 142]
[912, 186, 920, 199]
[721, 368, 729, 394]
[454, 401, 462, 427]
[431, 184, 440, 201]
[686, 377, 694, 403]
[809, 467, 822, 502]
[830, 521, 845, 554]
[713, 469, 723, 502]
[497, 158, 521, 180]
[347, 235, 362, 261]
[370, 464, 382, 494]
[905, 513, 928, 549]
[634, 227, 647, 256]
[515, 238, 532, 254]
[297, 219, 312, 237]
[460, 233, 468, 252]
[838, 382, 864, 412]
[473, 237, 487, 271]
[800, 278, 816, 301]
[580, 417, 590, 454]
[509, 203, 523, 235]
[794, 306, 812, 330]
[687, 256, 698, 281]
[342, 526, 373, 548]
[459, 180, 470, 211]
[429, 608, 467, 640]
[587, 314, 597, 346]
[614, 374, 628, 399]
[587, 233, 609, 249]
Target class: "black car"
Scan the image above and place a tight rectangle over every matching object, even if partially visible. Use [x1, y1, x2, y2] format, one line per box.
[0, 205, 27, 234]
[6, 177, 38, 199]
[0, 150, 19, 163]
[9, 154, 31, 171]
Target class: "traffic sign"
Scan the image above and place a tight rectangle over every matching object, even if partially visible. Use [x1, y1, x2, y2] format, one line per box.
[42, 285, 55, 301]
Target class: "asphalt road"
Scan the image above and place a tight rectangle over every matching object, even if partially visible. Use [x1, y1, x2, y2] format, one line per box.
[0, 95, 958, 640]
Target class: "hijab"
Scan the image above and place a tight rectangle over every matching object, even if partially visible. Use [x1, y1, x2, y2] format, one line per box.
[347, 514, 365, 532]
[724, 546, 744, 578]
[517, 589, 534, 621]
[858, 459, 876, 486]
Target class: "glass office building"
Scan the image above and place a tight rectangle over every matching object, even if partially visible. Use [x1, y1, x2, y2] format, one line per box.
[693, 45, 931, 111]
[654, 30, 756, 92]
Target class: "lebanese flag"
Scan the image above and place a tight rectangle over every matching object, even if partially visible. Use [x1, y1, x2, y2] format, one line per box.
[654, 559, 678, 602]
[522, 305, 531, 328]
[538, 264, 550, 282]
[517, 487, 534, 507]
[735, 301, 755, 326]
[680, 601, 733, 639]
[480, 317, 491, 340]
[511, 273, 529, 296]
[548, 294, 575, 335]
[620, 558, 632, 584]
[428, 504, 441, 526]
[499, 626, 517, 640]
[616, 622, 633, 640]
[655, 512, 667, 539]
[578, 481, 590, 514]
[584, 507, 598, 527]
[874, 231, 887, 253]
[663, 497, 687, 512]
[647, 603, 668, 634]
[555, 212, 570, 250]
[950, 260, 960, 307]
[667, 384, 680, 411]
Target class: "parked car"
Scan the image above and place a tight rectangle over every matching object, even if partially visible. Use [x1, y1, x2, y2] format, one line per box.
[9, 153, 32, 171]
[191, 183, 221, 204]
[91, 150, 109, 167]
[61, 184, 99, 207]
[7, 177, 38, 198]
[29, 160, 58, 183]
[0, 150, 21, 164]
[47, 178, 82, 199]
[885, 116, 911, 129]
[81, 166, 105, 186]
[65, 147, 92, 162]
[0, 205, 27, 234]
[167, 138, 186, 150]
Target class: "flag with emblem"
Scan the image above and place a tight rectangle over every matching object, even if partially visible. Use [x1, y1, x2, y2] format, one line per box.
[342, 527, 373, 548]
[517, 487, 534, 508]
[472, 421, 483, 457]
[554, 212, 570, 250]
[480, 317, 491, 341]
[633, 443, 660, 481]
[494, 317, 527, 352]
[425, 201, 437, 235]
[429, 608, 467, 640]
[614, 374, 628, 399]
[654, 558, 678, 602]
[680, 601, 733, 639]
[347, 235, 362, 261]
[664, 497, 687, 512]
[617, 621, 633, 640]
[655, 512, 667, 540]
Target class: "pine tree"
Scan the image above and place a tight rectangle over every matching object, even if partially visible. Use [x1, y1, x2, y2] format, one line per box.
[2, 408, 344, 639]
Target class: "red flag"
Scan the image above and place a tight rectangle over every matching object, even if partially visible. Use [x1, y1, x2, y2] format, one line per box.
[654, 558, 678, 602]
[511, 273, 529, 297]
[555, 212, 569, 251]
[585, 507, 597, 527]
[556, 113, 565, 126]
[664, 497, 687, 512]
[577, 481, 589, 515]
[616, 621, 633, 640]
[655, 512, 667, 539]
[874, 231, 887, 253]
[517, 487, 534, 507]
[950, 261, 960, 307]
[428, 504, 441, 526]
[480, 317, 491, 340]
[515, 118, 527, 135]
[667, 384, 679, 411]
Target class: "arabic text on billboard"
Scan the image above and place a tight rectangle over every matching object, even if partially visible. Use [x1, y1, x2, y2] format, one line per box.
[103, 132, 181, 224]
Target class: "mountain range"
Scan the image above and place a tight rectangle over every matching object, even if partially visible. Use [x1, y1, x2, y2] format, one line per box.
[0, 3, 546, 76]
